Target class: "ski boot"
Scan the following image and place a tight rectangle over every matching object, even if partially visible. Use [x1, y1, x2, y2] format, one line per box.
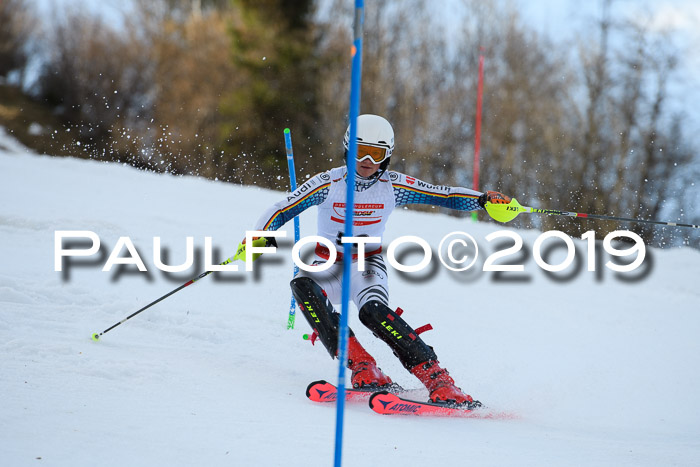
[411, 360, 481, 408]
[347, 336, 393, 389]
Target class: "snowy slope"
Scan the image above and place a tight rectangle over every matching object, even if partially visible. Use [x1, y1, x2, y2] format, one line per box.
[1, 127, 699, 467]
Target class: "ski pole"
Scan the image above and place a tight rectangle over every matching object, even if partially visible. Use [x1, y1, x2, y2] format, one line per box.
[485, 198, 700, 228]
[91, 256, 237, 341]
[91, 235, 271, 342]
[284, 128, 300, 330]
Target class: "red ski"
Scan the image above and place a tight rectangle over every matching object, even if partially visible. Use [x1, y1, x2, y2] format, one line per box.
[369, 391, 517, 419]
[306, 380, 405, 403]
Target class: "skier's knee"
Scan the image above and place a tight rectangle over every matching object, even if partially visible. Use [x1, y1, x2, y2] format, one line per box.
[358, 300, 383, 327]
[290, 277, 324, 305]
[290, 276, 315, 293]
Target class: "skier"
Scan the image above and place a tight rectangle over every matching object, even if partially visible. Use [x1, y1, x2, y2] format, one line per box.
[245, 114, 512, 406]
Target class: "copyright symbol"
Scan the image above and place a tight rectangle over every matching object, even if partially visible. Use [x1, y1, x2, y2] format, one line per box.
[438, 231, 479, 272]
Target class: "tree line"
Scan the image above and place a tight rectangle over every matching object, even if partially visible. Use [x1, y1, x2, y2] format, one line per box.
[1, 0, 697, 247]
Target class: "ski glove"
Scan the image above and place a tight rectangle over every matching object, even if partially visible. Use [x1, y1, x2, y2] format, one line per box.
[239, 235, 278, 247]
[234, 235, 278, 262]
[478, 190, 512, 208]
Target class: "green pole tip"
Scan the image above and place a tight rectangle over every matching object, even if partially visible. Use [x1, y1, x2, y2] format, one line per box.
[284, 128, 290, 134]
[91, 333, 100, 341]
[302, 333, 310, 340]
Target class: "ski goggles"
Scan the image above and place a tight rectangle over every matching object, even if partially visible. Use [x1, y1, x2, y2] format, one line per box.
[356, 143, 388, 164]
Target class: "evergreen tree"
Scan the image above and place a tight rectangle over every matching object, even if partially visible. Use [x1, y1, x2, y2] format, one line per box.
[220, 0, 320, 187]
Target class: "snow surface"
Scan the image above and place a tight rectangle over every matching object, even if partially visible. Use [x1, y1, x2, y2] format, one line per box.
[1, 126, 699, 466]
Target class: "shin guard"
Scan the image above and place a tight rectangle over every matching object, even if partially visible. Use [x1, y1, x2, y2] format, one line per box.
[290, 277, 353, 358]
[358, 300, 437, 370]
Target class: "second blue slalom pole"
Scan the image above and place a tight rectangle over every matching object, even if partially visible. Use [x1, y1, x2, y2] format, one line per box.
[284, 128, 300, 330]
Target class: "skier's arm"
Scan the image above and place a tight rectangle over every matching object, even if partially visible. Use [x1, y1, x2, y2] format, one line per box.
[235, 173, 330, 262]
[252, 171, 331, 232]
[392, 172, 484, 211]
[392, 172, 511, 212]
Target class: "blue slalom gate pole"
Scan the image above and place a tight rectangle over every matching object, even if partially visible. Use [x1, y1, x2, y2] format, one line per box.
[334, 1, 363, 466]
[284, 128, 300, 330]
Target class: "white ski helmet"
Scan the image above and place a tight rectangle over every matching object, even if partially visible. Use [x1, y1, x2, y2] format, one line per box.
[343, 114, 394, 171]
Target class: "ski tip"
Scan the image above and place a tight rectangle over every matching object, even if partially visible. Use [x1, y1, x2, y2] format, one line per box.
[305, 380, 329, 398]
